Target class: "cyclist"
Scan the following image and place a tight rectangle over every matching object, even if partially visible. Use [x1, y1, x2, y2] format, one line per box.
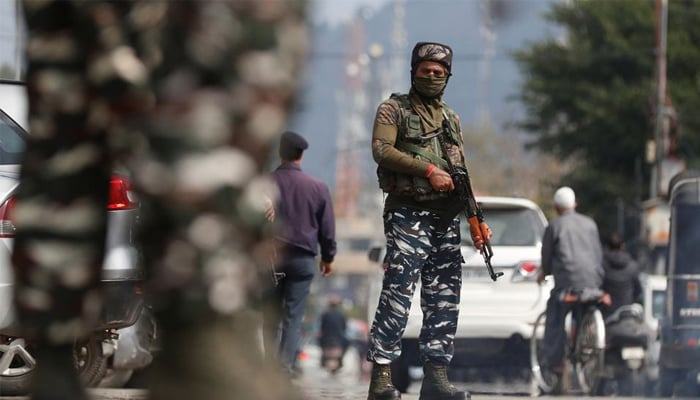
[536, 187, 605, 379]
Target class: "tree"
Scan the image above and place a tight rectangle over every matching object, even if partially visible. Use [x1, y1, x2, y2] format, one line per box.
[0, 64, 16, 80]
[462, 123, 565, 207]
[513, 0, 700, 235]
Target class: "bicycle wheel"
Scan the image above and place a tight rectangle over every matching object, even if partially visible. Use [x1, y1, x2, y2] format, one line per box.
[530, 311, 559, 394]
[573, 307, 606, 394]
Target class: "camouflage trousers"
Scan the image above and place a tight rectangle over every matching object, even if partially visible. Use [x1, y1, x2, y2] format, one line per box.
[367, 207, 462, 365]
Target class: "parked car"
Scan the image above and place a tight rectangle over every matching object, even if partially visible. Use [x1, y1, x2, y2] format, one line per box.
[367, 196, 551, 392]
[98, 305, 158, 388]
[658, 170, 700, 397]
[0, 80, 152, 394]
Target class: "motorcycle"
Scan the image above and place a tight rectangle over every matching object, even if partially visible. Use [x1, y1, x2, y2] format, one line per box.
[319, 331, 348, 375]
[320, 344, 345, 374]
[598, 303, 649, 396]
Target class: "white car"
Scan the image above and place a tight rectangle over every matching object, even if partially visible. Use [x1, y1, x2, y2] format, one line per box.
[367, 196, 551, 392]
[0, 80, 152, 394]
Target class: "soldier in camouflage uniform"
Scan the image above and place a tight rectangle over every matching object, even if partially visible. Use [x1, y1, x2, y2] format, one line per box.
[367, 42, 491, 400]
[13, 1, 307, 399]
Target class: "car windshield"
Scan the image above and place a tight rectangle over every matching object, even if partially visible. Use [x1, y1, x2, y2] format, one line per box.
[672, 204, 700, 274]
[460, 205, 545, 246]
[652, 289, 666, 319]
[0, 110, 26, 165]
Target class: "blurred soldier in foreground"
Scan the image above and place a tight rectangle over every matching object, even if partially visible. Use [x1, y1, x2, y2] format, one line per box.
[13, 1, 307, 399]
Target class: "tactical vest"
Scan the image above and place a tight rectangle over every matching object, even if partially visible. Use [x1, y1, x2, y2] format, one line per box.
[377, 93, 466, 201]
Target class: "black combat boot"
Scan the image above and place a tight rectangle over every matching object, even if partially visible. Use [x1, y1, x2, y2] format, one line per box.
[367, 363, 401, 400]
[419, 362, 470, 400]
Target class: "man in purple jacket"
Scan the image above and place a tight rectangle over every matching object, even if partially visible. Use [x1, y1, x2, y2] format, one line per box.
[265, 131, 337, 377]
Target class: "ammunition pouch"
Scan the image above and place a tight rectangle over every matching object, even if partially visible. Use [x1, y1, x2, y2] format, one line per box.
[376, 93, 464, 201]
[377, 166, 442, 201]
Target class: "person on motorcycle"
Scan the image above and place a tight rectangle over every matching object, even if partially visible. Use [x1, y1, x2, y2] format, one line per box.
[601, 233, 643, 318]
[600, 232, 649, 377]
[319, 296, 349, 372]
[536, 187, 605, 379]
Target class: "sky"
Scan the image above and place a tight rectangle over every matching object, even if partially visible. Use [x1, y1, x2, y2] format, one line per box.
[0, 0, 385, 71]
[312, 0, 393, 27]
[0, 0, 18, 71]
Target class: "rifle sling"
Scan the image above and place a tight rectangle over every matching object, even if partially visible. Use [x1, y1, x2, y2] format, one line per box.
[396, 141, 450, 170]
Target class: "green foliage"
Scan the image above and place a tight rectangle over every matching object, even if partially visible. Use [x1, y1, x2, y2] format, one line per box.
[462, 123, 565, 205]
[513, 0, 700, 233]
[0, 64, 16, 80]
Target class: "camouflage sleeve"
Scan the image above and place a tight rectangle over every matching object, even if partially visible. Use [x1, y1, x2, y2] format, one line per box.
[451, 108, 467, 162]
[371, 99, 431, 176]
[374, 99, 400, 126]
[451, 110, 464, 144]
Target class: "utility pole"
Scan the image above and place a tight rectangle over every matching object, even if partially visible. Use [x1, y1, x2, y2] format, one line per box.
[15, 0, 23, 80]
[389, 0, 407, 92]
[650, 0, 667, 199]
[478, 0, 496, 127]
[334, 11, 367, 220]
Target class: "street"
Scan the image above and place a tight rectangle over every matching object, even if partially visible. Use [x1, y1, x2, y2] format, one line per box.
[295, 344, 533, 400]
[291, 345, 679, 400]
[0, 344, 684, 400]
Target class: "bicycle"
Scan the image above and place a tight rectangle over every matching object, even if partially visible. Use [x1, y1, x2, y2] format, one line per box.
[531, 287, 607, 395]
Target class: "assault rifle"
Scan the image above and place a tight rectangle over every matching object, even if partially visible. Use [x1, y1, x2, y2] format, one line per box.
[436, 120, 502, 282]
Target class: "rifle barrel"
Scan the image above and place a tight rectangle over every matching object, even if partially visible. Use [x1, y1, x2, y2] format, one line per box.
[482, 242, 503, 281]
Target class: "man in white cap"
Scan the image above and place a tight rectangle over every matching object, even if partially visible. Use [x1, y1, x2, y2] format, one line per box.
[536, 186, 604, 383]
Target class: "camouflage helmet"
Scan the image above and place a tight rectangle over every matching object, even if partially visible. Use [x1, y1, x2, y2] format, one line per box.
[410, 41, 453, 75]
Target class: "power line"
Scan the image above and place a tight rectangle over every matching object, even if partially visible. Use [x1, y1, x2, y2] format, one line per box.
[309, 51, 516, 62]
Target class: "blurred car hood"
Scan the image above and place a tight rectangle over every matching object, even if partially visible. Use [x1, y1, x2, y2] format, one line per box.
[461, 245, 541, 268]
[0, 165, 20, 199]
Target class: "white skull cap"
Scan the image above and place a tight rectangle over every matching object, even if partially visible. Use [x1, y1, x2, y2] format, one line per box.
[553, 186, 576, 209]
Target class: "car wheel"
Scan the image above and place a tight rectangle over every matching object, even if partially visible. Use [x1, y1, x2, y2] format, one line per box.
[0, 338, 36, 395]
[0, 335, 108, 395]
[74, 336, 108, 387]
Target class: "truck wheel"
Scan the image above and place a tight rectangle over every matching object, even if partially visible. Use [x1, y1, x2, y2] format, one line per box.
[659, 366, 680, 397]
[682, 369, 700, 397]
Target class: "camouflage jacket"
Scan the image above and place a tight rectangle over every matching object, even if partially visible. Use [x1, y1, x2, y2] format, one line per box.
[373, 92, 466, 201]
